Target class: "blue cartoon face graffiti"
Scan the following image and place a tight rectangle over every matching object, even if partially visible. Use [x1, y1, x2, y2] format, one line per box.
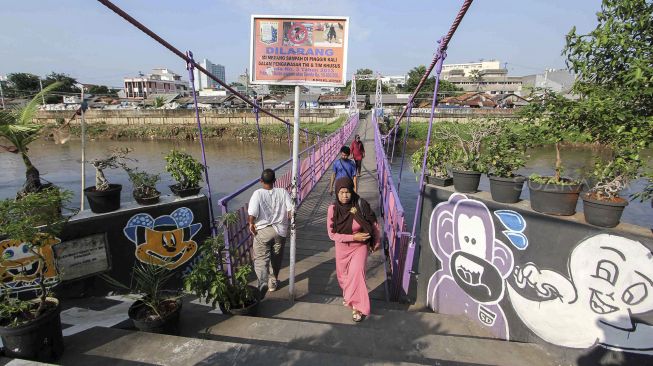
[123, 207, 201, 269]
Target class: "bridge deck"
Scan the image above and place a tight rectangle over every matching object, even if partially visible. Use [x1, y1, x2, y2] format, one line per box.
[269, 112, 388, 301]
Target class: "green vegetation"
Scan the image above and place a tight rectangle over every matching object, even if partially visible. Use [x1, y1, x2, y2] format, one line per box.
[482, 120, 529, 178]
[125, 168, 160, 199]
[0, 188, 73, 326]
[410, 142, 454, 179]
[401, 65, 463, 98]
[164, 150, 204, 189]
[88, 148, 132, 191]
[0, 82, 62, 196]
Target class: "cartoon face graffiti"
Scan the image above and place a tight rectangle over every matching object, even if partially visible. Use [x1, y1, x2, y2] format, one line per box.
[0, 236, 60, 292]
[124, 207, 202, 270]
[427, 193, 515, 339]
[509, 234, 653, 353]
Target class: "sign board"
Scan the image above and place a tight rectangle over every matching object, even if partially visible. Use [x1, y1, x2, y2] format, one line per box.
[54, 233, 110, 281]
[250, 15, 349, 86]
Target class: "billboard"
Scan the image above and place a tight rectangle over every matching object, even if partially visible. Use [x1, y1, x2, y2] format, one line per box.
[250, 15, 349, 86]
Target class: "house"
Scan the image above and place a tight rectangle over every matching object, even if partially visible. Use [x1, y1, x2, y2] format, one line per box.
[281, 94, 320, 109]
[318, 94, 366, 109]
[124, 68, 190, 99]
[440, 92, 497, 108]
[491, 93, 529, 108]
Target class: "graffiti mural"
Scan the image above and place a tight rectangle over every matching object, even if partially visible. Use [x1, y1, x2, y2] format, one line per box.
[508, 233, 653, 354]
[427, 193, 516, 339]
[123, 207, 202, 270]
[0, 236, 60, 293]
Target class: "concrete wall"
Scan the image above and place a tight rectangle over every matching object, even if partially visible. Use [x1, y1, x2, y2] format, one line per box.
[35, 108, 339, 126]
[416, 185, 653, 362]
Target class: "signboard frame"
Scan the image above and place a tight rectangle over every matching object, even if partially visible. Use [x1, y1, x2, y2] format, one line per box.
[250, 14, 350, 87]
[54, 232, 112, 282]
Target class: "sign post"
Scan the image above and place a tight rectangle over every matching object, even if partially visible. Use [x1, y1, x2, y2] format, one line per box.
[250, 15, 349, 300]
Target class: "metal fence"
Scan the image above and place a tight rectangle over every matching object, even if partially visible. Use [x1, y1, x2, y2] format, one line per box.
[373, 112, 412, 301]
[217, 113, 359, 275]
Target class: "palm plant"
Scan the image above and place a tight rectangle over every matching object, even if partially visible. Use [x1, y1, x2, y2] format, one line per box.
[0, 82, 62, 197]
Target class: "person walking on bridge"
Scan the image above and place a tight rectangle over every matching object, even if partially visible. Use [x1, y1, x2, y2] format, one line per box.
[329, 146, 358, 195]
[248, 169, 293, 294]
[350, 134, 365, 175]
[327, 177, 380, 322]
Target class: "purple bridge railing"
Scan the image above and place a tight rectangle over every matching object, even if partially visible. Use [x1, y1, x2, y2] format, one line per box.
[372, 113, 413, 301]
[217, 113, 359, 275]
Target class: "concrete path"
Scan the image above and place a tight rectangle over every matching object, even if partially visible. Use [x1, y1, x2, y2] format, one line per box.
[267, 112, 388, 302]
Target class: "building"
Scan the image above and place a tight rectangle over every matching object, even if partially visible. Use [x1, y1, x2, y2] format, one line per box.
[124, 68, 189, 99]
[521, 69, 575, 96]
[442, 60, 502, 78]
[379, 75, 408, 91]
[193, 59, 226, 90]
[446, 68, 523, 95]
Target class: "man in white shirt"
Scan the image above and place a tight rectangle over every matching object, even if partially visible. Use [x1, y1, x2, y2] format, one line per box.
[248, 169, 293, 294]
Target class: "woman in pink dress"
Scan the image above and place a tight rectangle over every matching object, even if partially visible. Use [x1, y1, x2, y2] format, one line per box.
[327, 177, 380, 322]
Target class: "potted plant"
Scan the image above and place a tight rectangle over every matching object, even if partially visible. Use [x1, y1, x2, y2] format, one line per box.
[520, 90, 583, 215]
[581, 151, 641, 228]
[84, 148, 132, 213]
[185, 215, 260, 316]
[410, 142, 453, 186]
[101, 262, 182, 335]
[125, 168, 161, 205]
[164, 149, 204, 197]
[0, 188, 73, 362]
[438, 121, 497, 193]
[483, 121, 528, 203]
[631, 173, 653, 208]
[0, 82, 62, 198]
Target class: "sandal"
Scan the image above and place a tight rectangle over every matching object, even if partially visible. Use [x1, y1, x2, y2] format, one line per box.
[352, 309, 363, 322]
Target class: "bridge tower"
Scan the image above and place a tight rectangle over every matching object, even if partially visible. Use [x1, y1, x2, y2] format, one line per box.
[348, 75, 357, 116]
[374, 73, 383, 118]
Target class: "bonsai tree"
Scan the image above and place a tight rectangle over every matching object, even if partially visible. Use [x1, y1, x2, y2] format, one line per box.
[482, 120, 528, 178]
[0, 82, 62, 197]
[89, 147, 132, 191]
[0, 188, 73, 323]
[164, 150, 204, 191]
[632, 173, 653, 204]
[410, 141, 453, 179]
[437, 120, 498, 173]
[587, 148, 642, 202]
[185, 213, 258, 313]
[125, 167, 161, 200]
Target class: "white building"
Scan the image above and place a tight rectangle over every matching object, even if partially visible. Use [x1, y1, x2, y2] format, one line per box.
[380, 75, 407, 91]
[124, 68, 189, 99]
[442, 60, 502, 79]
[193, 59, 226, 90]
[521, 69, 576, 95]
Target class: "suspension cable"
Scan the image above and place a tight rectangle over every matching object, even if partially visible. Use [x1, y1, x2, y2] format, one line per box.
[96, 0, 322, 136]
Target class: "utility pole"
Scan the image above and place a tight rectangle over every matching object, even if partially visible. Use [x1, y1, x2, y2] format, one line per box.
[0, 79, 5, 109]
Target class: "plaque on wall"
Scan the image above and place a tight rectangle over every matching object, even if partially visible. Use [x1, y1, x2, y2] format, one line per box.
[54, 233, 111, 281]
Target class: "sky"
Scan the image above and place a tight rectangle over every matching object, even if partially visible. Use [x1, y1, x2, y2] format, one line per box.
[0, 1, 602, 88]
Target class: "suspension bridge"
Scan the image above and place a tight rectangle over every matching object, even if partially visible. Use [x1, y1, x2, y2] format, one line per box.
[1, 1, 574, 364]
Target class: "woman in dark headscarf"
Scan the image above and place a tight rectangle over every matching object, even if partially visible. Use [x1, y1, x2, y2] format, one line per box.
[327, 177, 380, 322]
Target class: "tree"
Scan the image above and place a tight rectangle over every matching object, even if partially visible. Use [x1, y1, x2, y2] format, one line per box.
[469, 70, 485, 92]
[563, 0, 653, 116]
[42, 72, 80, 104]
[401, 65, 463, 99]
[87, 85, 117, 96]
[5, 73, 40, 97]
[0, 82, 62, 196]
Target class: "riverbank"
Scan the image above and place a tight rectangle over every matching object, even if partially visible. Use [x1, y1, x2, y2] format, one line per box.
[44, 115, 347, 143]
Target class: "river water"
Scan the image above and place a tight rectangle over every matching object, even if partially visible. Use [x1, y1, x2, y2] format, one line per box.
[1, 139, 651, 228]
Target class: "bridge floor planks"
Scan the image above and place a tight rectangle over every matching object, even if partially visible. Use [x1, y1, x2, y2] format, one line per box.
[269, 113, 388, 302]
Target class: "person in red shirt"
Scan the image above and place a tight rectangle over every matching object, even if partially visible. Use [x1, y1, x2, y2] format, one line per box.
[350, 134, 365, 175]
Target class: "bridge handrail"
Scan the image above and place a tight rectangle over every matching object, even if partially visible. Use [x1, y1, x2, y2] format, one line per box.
[217, 114, 359, 274]
[372, 112, 412, 301]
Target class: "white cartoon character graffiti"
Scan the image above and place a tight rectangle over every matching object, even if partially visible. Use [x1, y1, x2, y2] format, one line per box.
[508, 234, 653, 354]
[428, 193, 516, 339]
[123, 207, 202, 270]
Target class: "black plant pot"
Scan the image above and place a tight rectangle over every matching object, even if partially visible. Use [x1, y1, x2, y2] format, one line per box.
[169, 184, 202, 198]
[84, 184, 122, 213]
[581, 193, 628, 228]
[528, 180, 582, 216]
[426, 175, 453, 187]
[489, 175, 526, 204]
[133, 190, 160, 205]
[0, 298, 64, 362]
[221, 286, 261, 316]
[452, 170, 482, 193]
[128, 297, 182, 335]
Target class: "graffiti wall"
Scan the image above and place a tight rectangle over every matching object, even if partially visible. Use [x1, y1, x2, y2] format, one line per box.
[57, 195, 210, 294]
[417, 186, 653, 360]
[0, 236, 60, 293]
